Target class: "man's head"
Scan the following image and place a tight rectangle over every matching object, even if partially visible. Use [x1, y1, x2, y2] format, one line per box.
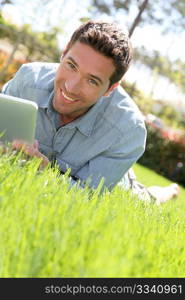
[53, 20, 133, 124]
[65, 20, 133, 87]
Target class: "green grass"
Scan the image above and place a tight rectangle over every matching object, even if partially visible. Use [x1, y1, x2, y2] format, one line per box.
[0, 152, 185, 278]
[133, 163, 185, 202]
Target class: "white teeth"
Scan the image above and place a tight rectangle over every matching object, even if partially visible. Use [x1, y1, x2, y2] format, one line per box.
[62, 91, 77, 102]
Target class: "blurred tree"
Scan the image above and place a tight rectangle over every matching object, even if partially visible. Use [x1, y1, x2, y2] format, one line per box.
[0, 15, 61, 80]
[129, 0, 149, 37]
[91, 0, 185, 35]
[92, 0, 149, 36]
[134, 47, 185, 94]
[0, 0, 13, 7]
[155, 103, 183, 129]
[123, 80, 153, 113]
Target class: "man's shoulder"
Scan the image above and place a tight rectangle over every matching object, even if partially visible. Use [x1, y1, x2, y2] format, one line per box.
[19, 62, 59, 91]
[20, 61, 59, 74]
[102, 85, 145, 133]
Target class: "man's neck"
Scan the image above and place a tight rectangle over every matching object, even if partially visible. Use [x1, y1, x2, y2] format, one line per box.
[59, 108, 91, 126]
[59, 114, 80, 126]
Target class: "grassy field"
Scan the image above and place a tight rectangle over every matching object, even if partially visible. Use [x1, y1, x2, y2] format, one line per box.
[0, 152, 185, 278]
[133, 163, 185, 202]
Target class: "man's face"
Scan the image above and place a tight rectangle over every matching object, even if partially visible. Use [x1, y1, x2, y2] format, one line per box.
[53, 41, 117, 122]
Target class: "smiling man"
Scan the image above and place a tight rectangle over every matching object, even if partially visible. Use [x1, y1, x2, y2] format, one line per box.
[53, 41, 118, 125]
[2, 20, 147, 192]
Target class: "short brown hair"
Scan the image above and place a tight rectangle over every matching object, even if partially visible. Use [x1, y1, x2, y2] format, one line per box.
[67, 20, 133, 86]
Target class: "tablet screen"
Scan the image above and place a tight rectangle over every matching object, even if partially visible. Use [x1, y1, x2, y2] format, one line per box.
[0, 93, 38, 143]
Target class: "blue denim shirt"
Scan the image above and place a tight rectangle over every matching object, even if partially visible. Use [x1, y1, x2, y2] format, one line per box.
[2, 62, 146, 191]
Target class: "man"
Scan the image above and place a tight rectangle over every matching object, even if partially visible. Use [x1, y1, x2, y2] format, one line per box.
[1, 20, 179, 202]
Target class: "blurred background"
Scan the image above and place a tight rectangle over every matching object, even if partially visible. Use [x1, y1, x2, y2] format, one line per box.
[0, 0, 185, 185]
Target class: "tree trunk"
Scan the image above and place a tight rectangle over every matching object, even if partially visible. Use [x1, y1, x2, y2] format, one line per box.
[0, 40, 20, 81]
[129, 0, 149, 37]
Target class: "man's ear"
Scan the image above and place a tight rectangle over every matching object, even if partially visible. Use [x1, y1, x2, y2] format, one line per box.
[104, 82, 119, 97]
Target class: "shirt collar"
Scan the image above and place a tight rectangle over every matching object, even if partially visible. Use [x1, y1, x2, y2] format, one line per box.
[64, 98, 104, 137]
[37, 89, 54, 109]
[35, 70, 55, 108]
[37, 89, 106, 137]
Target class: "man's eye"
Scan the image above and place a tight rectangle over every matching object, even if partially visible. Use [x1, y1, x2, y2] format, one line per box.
[67, 62, 76, 70]
[88, 79, 98, 86]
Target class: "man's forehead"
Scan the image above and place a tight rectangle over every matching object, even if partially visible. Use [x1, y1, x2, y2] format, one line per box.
[63, 41, 115, 82]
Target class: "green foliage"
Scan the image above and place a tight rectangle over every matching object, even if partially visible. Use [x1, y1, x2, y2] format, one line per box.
[139, 124, 185, 185]
[123, 81, 153, 114]
[0, 15, 61, 61]
[123, 81, 185, 131]
[91, 0, 185, 33]
[0, 50, 26, 89]
[0, 14, 61, 89]
[135, 47, 185, 94]
[156, 104, 184, 129]
[0, 152, 185, 277]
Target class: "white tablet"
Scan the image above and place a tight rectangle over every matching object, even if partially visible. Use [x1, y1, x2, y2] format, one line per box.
[0, 93, 38, 143]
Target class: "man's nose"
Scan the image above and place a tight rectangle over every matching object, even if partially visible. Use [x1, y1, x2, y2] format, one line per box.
[65, 77, 82, 95]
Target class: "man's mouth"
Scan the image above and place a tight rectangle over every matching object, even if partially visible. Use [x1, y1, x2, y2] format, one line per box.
[61, 90, 79, 102]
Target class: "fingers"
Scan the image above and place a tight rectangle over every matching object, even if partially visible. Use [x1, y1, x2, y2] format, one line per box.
[0, 141, 4, 154]
[12, 139, 49, 168]
[12, 139, 38, 151]
[12, 140, 38, 156]
[0, 141, 10, 154]
[33, 139, 39, 149]
[12, 140, 25, 151]
[1, 139, 49, 169]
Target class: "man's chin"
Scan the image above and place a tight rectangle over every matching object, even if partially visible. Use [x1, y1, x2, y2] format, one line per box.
[53, 100, 74, 115]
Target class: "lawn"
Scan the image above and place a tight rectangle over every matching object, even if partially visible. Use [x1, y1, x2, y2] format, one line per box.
[0, 152, 184, 278]
[133, 163, 185, 202]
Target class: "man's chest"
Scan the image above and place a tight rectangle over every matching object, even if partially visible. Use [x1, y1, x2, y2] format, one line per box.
[35, 109, 118, 170]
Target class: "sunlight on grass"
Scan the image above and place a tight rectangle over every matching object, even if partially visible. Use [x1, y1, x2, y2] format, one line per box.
[134, 163, 185, 202]
[0, 154, 185, 277]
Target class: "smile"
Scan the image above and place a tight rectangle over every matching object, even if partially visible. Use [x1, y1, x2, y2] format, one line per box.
[62, 91, 78, 102]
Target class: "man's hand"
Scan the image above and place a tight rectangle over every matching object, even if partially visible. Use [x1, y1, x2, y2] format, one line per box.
[0, 141, 10, 154]
[12, 139, 49, 168]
